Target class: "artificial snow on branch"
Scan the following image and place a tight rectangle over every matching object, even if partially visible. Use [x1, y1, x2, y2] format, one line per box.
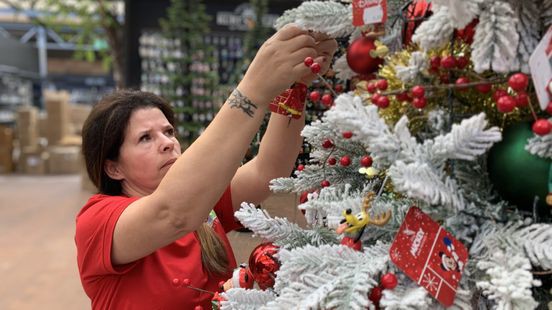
[221, 288, 276, 310]
[542, 0, 552, 29]
[431, 0, 482, 29]
[476, 251, 541, 310]
[526, 133, 552, 159]
[379, 275, 434, 309]
[264, 243, 390, 309]
[333, 54, 357, 81]
[234, 203, 339, 249]
[471, 1, 519, 73]
[509, 0, 541, 73]
[395, 51, 428, 83]
[411, 6, 454, 50]
[273, 1, 354, 38]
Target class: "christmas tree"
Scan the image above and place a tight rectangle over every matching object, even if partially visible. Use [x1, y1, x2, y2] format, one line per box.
[215, 1, 552, 309]
[159, 0, 218, 148]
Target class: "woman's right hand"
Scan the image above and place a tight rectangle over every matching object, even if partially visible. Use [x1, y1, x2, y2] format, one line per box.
[237, 24, 317, 107]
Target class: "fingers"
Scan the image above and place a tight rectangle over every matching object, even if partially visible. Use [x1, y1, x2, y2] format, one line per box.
[309, 31, 332, 42]
[316, 39, 338, 57]
[286, 34, 317, 54]
[275, 23, 308, 41]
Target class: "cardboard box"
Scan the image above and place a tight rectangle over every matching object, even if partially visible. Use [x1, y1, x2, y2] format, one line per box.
[16, 106, 38, 149]
[0, 126, 14, 151]
[70, 104, 92, 135]
[18, 147, 47, 174]
[47, 145, 80, 174]
[0, 150, 13, 173]
[44, 90, 71, 145]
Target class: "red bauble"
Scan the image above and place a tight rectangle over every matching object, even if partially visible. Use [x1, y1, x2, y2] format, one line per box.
[248, 243, 280, 290]
[299, 191, 309, 204]
[310, 63, 321, 74]
[412, 97, 427, 109]
[508, 73, 529, 91]
[309, 91, 321, 102]
[297, 164, 305, 171]
[327, 157, 337, 166]
[532, 119, 552, 136]
[346, 37, 384, 75]
[514, 92, 529, 108]
[493, 89, 508, 102]
[440, 56, 456, 69]
[411, 85, 425, 98]
[342, 131, 353, 139]
[304, 57, 314, 67]
[455, 19, 479, 44]
[376, 96, 390, 108]
[340, 236, 362, 251]
[322, 139, 334, 149]
[429, 56, 441, 70]
[360, 155, 373, 167]
[368, 286, 383, 304]
[340, 155, 351, 166]
[371, 93, 382, 104]
[376, 79, 388, 91]
[455, 77, 470, 92]
[335, 84, 344, 93]
[456, 56, 469, 69]
[475, 83, 492, 94]
[395, 92, 411, 102]
[380, 273, 398, 290]
[321, 94, 333, 107]
[367, 82, 378, 94]
[546, 102, 552, 114]
[496, 95, 516, 113]
[321, 180, 331, 187]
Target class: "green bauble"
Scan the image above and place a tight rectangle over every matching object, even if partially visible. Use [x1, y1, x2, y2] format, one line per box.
[487, 122, 551, 215]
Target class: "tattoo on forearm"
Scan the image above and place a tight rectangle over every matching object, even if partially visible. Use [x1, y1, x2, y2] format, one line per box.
[227, 89, 257, 118]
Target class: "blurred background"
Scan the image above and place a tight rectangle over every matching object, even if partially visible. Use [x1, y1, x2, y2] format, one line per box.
[0, 1, 307, 308]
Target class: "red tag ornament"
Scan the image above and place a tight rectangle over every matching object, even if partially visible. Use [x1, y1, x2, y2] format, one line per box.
[389, 207, 468, 307]
[269, 83, 307, 119]
[352, 0, 388, 26]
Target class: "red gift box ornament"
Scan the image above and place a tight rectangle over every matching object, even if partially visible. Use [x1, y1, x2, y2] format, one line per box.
[269, 83, 308, 119]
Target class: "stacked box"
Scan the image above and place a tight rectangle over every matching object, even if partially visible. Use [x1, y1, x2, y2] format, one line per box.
[70, 104, 92, 135]
[44, 91, 71, 146]
[47, 145, 81, 174]
[18, 146, 47, 174]
[16, 106, 39, 149]
[0, 126, 14, 173]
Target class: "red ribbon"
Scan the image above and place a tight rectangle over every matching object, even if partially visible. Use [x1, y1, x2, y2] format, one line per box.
[268, 83, 308, 119]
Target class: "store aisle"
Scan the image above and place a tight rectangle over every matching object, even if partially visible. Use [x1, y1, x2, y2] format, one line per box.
[0, 175, 302, 309]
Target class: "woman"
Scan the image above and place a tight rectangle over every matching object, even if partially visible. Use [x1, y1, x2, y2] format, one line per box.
[76, 24, 337, 309]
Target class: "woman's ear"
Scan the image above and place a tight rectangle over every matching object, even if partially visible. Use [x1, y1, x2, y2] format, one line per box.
[105, 160, 124, 180]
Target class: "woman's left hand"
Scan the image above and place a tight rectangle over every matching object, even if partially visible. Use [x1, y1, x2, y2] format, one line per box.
[298, 32, 338, 86]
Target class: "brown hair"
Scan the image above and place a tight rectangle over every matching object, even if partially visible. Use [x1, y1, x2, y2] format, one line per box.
[82, 89, 229, 276]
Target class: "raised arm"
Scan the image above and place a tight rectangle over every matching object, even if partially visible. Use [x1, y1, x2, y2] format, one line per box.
[110, 25, 318, 265]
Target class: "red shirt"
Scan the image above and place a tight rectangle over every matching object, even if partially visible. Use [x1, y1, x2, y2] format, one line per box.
[75, 187, 240, 309]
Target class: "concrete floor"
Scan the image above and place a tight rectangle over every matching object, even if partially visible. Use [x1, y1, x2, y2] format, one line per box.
[0, 174, 303, 309]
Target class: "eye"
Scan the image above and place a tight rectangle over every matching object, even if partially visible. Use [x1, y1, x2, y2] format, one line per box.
[139, 134, 151, 142]
[165, 128, 175, 137]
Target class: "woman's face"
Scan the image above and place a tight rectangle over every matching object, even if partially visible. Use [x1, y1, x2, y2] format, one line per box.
[109, 107, 181, 196]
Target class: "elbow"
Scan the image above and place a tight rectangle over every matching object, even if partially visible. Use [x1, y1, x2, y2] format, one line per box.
[153, 194, 203, 236]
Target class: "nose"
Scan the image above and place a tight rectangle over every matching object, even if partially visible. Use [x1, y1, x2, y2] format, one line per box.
[159, 133, 175, 153]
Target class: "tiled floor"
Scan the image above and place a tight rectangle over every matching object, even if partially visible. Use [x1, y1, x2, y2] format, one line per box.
[0, 175, 302, 309]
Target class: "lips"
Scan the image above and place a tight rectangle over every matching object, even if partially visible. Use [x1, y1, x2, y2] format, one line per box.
[161, 158, 177, 169]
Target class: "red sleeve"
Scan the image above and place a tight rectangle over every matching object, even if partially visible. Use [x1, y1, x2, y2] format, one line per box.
[214, 186, 243, 233]
[75, 195, 140, 280]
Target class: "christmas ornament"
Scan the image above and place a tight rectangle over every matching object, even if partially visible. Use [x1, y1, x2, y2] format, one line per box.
[380, 273, 398, 290]
[376, 79, 388, 91]
[299, 191, 309, 204]
[221, 264, 254, 291]
[359, 166, 379, 178]
[493, 89, 508, 102]
[309, 91, 321, 102]
[340, 236, 362, 251]
[248, 242, 280, 290]
[455, 77, 470, 91]
[310, 63, 321, 74]
[496, 96, 516, 113]
[412, 97, 427, 109]
[334, 84, 344, 93]
[368, 286, 383, 304]
[340, 155, 351, 166]
[328, 157, 337, 165]
[367, 82, 377, 94]
[376, 96, 390, 108]
[440, 55, 456, 69]
[321, 180, 331, 187]
[342, 131, 353, 139]
[297, 164, 305, 171]
[487, 122, 551, 215]
[455, 18, 478, 44]
[508, 73, 529, 91]
[336, 193, 391, 238]
[475, 83, 492, 94]
[546, 102, 552, 114]
[321, 94, 333, 107]
[269, 83, 307, 119]
[532, 119, 552, 136]
[211, 292, 226, 310]
[346, 36, 384, 75]
[304, 56, 314, 67]
[322, 139, 334, 149]
[403, 0, 432, 45]
[389, 207, 468, 307]
[430, 56, 441, 70]
[360, 155, 373, 167]
[455, 56, 469, 69]
[514, 92, 529, 108]
[411, 85, 425, 98]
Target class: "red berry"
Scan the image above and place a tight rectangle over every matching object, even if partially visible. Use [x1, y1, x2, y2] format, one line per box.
[342, 131, 353, 139]
[309, 91, 321, 102]
[475, 83, 492, 94]
[322, 139, 334, 149]
[194, 306, 204, 310]
[455, 77, 470, 92]
[172, 278, 181, 286]
[532, 119, 552, 136]
[496, 95, 516, 113]
[456, 56, 469, 69]
[327, 157, 337, 165]
[304, 57, 314, 67]
[368, 286, 383, 304]
[412, 97, 427, 109]
[376, 79, 388, 91]
[297, 164, 305, 171]
[376, 96, 390, 108]
[182, 278, 191, 286]
[430, 56, 441, 70]
[360, 155, 373, 167]
[371, 93, 382, 104]
[367, 83, 377, 94]
[380, 273, 398, 290]
[546, 102, 552, 115]
[395, 92, 411, 102]
[439, 74, 450, 84]
[310, 63, 321, 74]
[339, 155, 351, 166]
[493, 89, 509, 102]
[514, 91, 529, 108]
[411, 85, 425, 98]
[335, 84, 344, 93]
[508, 73, 529, 91]
[321, 94, 333, 107]
[440, 55, 456, 69]
[320, 180, 330, 187]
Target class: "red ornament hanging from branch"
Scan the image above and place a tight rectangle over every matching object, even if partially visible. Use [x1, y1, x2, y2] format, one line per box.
[346, 36, 385, 75]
